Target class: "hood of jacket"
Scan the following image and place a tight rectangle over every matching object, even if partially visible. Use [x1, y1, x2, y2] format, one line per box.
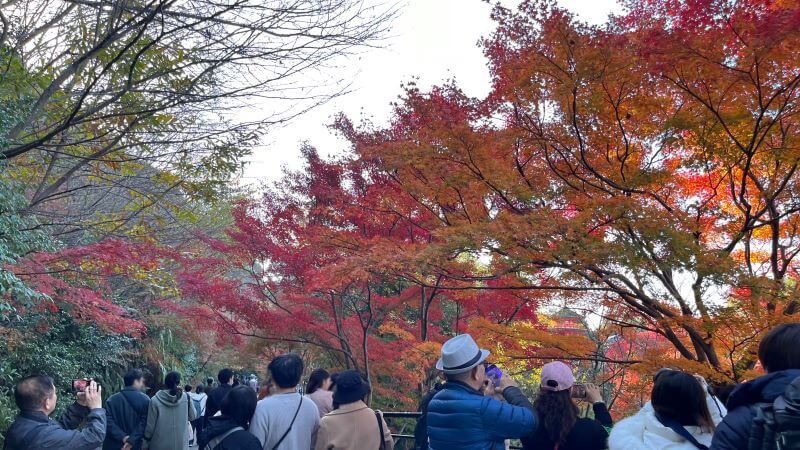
[154, 389, 185, 407]
[727, 369, 800, 410]
[609, 402, 715, 450]
[188, 392, 207, 401]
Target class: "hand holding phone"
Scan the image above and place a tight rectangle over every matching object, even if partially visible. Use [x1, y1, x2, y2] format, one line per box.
[73, 378, 92, 393]
[75, 378, 102, 409]
[485, 364, 503, 385]
[82, 380, 102, 409]
[571, 383, 587, 399]
[584, 383, 603, 403]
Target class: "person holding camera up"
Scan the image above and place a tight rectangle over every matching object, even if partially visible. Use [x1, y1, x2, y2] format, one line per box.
[521, 361, 613, 450]
[426, 334, 537, 450]
[3, 375, 105, 450]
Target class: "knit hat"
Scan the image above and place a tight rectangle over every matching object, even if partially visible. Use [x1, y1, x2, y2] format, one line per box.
[332, 370, 371, 405]
[540, 361, 575, 392]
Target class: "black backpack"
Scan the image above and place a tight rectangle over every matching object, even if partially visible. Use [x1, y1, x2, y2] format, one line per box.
[748, 376, 800, 450]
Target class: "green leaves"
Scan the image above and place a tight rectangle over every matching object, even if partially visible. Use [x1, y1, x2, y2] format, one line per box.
[0, 175, 53, 310]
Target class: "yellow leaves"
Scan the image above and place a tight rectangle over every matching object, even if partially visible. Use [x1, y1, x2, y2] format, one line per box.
[467, 316, 594, 362]
[378, 321, 414, 341]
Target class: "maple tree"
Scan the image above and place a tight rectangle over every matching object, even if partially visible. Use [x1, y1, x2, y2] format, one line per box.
[3, 0, 799, 424]
[150, 0, 800, 406]
[325, 0, 800, 384]
[165, 146, 568, 406]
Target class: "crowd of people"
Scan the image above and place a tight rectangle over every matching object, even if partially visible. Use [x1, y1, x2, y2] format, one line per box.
[2, 323, 799, 450]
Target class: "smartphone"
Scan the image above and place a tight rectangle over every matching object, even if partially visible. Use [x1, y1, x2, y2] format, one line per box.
[485, 364, 503, 385]
[571, 383, 587, 399]
[73, 378, 92, 393]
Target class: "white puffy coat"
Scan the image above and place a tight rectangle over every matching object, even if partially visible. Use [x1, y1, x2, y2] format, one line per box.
[608, 394, 726, 450]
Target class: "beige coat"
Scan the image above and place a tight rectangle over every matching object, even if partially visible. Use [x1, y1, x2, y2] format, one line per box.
[306, 389, 334, 417]
[314, 401, 394, 450]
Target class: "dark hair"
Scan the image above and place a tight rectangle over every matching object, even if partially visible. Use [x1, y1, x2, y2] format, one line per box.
[123, 369, 145, 387]
[759, 323, 800, 373]
[711, 383, 737, 407]
[218, 368, 234, 384]
[14, 375, 55, 411]
[222, 385, 258, 428]
[652, 370, 715, 432]
[534, 389, 578, 445]
[306, 369, 331, 394]
[196, 384, 205, 394]
[184, 384, 193, 393]
[268, 353, 304, 389]
[165, 371, 182, 396]
[206, 377, 214, 385]
[329, 372, 339, 391]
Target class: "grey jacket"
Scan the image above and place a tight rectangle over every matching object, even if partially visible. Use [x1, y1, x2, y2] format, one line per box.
[3, 403, 106, 450]
[142, 390, 196, 450]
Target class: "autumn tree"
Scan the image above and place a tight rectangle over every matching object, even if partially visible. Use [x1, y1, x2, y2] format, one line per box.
[328, 0, 800, 383]
[161, 146, 575, 406]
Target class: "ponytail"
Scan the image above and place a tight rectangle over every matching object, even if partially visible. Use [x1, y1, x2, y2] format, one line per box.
[165, 371, 182, 397]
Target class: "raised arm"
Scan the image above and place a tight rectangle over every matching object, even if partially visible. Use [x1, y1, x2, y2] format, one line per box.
[40, 408, 106, 450]
[586, 384, 613, 429]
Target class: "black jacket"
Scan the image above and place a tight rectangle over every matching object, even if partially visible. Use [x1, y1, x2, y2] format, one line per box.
[414, 383, 444, 450]
[3, 403, 106, 450]
[103, 387, 150, 450]
[521, 401, 612, 450]
[204, 384, 233, 423]
[711, 369, 800, 450]
[197, 416, 261, 450]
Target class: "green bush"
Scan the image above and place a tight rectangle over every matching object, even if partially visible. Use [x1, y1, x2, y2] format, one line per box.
[0, 313, 136, 446]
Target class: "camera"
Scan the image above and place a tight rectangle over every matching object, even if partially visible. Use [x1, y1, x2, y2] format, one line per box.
[72, 378, 93, 393]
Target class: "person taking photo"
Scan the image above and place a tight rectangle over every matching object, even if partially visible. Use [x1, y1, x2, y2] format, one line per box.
[522, 361, 613, 450]
[426, 334, 536, 450]
[4, 375, 105, 450]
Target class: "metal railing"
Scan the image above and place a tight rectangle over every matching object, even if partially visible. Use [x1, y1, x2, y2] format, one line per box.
[381, 411, 523, 450]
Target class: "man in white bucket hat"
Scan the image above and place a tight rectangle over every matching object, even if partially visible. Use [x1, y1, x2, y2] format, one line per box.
[425, 334, 537, 450]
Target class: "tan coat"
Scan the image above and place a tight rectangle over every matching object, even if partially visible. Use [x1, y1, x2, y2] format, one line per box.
[314, 401, 394, 450]
[306, 389, 334, 417]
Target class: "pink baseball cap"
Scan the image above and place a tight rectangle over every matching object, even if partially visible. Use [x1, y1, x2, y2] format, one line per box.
[540, 361, 575, 392]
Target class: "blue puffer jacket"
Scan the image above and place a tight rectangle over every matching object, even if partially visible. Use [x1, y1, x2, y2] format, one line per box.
[427, 381, 536, 450]
[711, 369, 800, 450]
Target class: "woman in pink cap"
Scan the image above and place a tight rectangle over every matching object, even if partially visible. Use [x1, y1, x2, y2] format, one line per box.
[521, 361, 613, 450]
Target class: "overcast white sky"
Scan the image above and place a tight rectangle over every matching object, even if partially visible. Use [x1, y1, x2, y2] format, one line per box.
[243, 0, 621, 185]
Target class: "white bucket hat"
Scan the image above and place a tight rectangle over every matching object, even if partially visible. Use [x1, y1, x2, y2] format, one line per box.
[436, 334, 491, 374]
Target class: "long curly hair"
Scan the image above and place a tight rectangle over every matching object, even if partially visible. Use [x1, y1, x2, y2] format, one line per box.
[533, 389, 579, 445]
